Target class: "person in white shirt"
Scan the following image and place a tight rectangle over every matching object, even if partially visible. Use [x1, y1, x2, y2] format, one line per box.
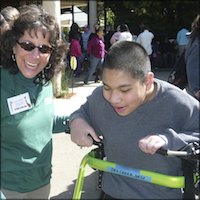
[118, 24, 133, 42]
[110, 24, 133, 45]
[136, 24, 154, 56]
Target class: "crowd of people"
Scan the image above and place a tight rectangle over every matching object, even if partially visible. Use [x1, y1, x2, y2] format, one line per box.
[67, 17, 199, 102]
[66, 19, 196, 86]
[67, 22, 154, 84]
[0, 4, 199, 200]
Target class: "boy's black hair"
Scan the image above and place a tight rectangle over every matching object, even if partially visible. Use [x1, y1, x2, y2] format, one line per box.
[102, 41, 151, 83]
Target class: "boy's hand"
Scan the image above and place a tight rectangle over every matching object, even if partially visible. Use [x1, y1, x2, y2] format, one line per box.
[138, 135, 167, 154]
[70, 118, 100, 147]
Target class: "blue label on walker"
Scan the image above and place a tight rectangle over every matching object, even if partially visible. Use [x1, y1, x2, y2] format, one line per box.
[106, 165, 152, 183]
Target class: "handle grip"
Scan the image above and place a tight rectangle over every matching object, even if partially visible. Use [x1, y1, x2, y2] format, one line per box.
[156, 148, 168, 155]
[87, 133, 103, 147]
[156, 148, 191, 157]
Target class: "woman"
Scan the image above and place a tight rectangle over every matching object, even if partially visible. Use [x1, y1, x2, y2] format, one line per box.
[84, 25, 106, 84]
[110, 25, 121, 45]
[110, 24, 133, 45]
[1, 4, 69, 199]
[69, 32, 83, 76]
[117, 23, 133, 42]
[185, 14, 200, 101]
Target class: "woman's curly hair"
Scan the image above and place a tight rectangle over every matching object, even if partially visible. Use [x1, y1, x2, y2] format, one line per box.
[1, 4, 68, 85]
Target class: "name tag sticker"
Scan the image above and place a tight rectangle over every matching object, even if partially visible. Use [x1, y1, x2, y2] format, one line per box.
[106, 165, 152, 183]
[7, 92, 32, 115]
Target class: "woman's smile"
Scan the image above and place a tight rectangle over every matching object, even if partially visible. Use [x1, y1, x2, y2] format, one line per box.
[25, 61, 38, 69]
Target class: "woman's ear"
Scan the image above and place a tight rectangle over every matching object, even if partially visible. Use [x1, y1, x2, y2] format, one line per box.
[13, 46, 16, 54]
[145, 72, 154, 91]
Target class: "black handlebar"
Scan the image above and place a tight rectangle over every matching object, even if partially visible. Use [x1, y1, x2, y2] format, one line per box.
[92, 139, 103, 147]
[156, 148, 190, 156]
[89, 132, 199, 162]
[156, 142, 199, 162]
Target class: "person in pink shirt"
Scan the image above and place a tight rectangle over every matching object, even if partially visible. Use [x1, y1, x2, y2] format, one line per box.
[84, 25, 106, 84]
[110, 24, 133, 45]
[69, 32, 83, 76]
[110, 25, 121, 45]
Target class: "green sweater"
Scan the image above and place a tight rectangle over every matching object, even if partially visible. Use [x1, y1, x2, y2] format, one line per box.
[1, 68, 69, 192]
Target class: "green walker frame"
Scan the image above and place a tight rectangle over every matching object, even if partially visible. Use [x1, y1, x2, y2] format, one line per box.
[72, 148, 193, 200]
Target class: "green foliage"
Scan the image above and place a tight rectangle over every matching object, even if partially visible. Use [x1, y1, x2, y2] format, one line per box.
[62, 27, 70, 42]
[103, 0, 199, 41]
[105, 7, 115, 26]
[65, 68, 74, 89]
[59, 68, 69, 98]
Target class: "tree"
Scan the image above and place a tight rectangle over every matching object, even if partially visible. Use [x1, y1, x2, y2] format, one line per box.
[103, 0, 199, 41]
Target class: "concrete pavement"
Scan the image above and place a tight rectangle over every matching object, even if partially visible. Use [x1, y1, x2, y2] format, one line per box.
[50, 69, 171, 199]
[50, 76, 103, 199]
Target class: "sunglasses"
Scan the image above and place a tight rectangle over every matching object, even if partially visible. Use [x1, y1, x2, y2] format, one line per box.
[16, 41, 53, 54]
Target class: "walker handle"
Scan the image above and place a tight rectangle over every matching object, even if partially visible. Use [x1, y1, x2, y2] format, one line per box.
[87, 133, 103, 147]
[156, 142, 200, 162]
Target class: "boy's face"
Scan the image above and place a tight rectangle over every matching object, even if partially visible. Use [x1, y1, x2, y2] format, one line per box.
[102, 68, 155, 116]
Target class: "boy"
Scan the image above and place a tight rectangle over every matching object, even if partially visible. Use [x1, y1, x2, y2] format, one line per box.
[69, 41, 199, 199]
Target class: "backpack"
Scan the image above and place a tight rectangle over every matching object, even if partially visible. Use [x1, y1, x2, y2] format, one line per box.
[168, 50, 188, 90]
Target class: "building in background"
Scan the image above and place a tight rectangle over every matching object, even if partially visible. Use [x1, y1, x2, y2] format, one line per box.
[1, 0, 98, 31]
[61, 6, 88, 28]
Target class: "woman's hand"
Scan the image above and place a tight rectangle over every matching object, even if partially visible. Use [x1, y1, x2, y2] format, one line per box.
[70, 118, 101, 147]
